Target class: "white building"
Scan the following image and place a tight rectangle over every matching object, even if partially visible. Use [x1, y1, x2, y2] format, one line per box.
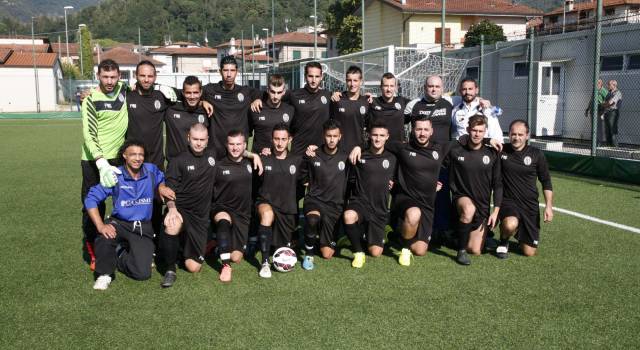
[148, 42, 218, 73]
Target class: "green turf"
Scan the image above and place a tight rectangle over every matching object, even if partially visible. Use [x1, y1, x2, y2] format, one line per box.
[1, 119, 639, 349]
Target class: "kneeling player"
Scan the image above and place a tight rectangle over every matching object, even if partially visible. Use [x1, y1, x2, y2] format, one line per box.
[255, 123, 303, 277]
[302, 119, 350, 270]
[212, 130, 262, 282]
[86, 140, 173, 290]
[498, 120, 553, 258]
[343, 122, 396, 268]
[447, 114, 502, 265]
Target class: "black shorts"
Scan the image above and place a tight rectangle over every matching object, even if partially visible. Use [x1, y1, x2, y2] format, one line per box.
[177, 209, 209, 263]
[345, 199, 388, 247]
[390, 193, 434, 243]
[212, 206, 251, 252]
[499, 202, 540, 247]
[452, 195, 489, 230]
[256, 200, 297, 248]
[303, 197, 342, 248]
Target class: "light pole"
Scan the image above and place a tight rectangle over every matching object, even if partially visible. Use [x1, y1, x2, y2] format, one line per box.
[64, 5, 74, 63]
[31, 16, 41, 113]
[310, 15, 318, 59]
[262, 28, 270, 75]
[271, 0, 275, 64]
[562, 1, 566, 33]
[79, 24, 86, 77]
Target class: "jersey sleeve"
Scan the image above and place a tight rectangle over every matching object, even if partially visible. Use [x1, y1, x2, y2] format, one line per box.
[384, 140, 403, 155]
[84, 183, 113, 209]
[81, 94, 104, 160]
[164, 157, 182, 192]
[536, 151, 553, 191]
[491, 152, 503, 208]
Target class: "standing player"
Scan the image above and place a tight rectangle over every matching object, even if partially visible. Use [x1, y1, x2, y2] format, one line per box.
[249, 74, 295, 154]
[302, 119, 350, 270]
[497, 120, 553, 258]
[80, 59, 128, 271]
[211, 130, 262, 283]
[254, 123, 304, 278]
[85, 140, 173, 290]
[368, 72, 410, 143]
[330, 65, 369, 151]
[164, 76, 209, 161]
[404, 75, 453, 144]
[343, 121, 396, 268]
[202, 56, 260, 159]
[451, 78, 503, 141]
[447, 114, 502, 265]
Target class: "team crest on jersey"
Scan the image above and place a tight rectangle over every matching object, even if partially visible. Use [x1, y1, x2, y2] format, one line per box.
[382, 159, 390, 169]
[198, 114, 205, 123]
[338, 161, 345, 171]
[118, 94, 125, 102]
[246, 164, 253, 173]
[283, 113, 290, 122]
[289, 165, 297, 174]
[238, 92, 245, 102]
[524, 156, 532, 166]
[154, 100, 161, 110]
[208, 157, 215, 166]
[321, 96, 327, 104]
[394, 102, 402, 110]
[482, 155, 490, 165]
[359, 106, 366, 115]
[432, 151, 439, 160]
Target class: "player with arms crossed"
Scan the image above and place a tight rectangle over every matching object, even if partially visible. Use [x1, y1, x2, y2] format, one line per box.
[367, 72, 410, 143]
[249, 74, 295, 154]
[330, 65, 369, 151]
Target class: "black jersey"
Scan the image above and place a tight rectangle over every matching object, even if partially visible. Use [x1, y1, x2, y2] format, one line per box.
[125, 90, 169, 168]
[287, 87, 332, 155]
[212, 157, 254, 219]
[249, 100, 295, 153]
[330, 94, 369, 151]
[304, 146, 350, 207]
[405, 97, 453, 144]
[202, 82, 259, 158]
[447, 142, 503, 215]
[386, 140, 447, 210]
[165, 148, 217, 215]
[349, 149, 397, 217]
[164, 103, 209, 161]
[368, 96, 409, 142]
[500, 144, 552, 212]
[257, 153, 304, 214]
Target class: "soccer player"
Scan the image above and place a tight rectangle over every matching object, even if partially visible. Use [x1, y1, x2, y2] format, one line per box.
[254, 123, 304, 278]
[350, 118, 446, 266]
[249, 74, 295, 154]
[343, 121, 396, 268]
[211, 130, 262, 282]
[330, 65, 369, 152]
[497, 120, 553, 258]
[447, 114, 502, 265]
[404, 75, 453, 144]
[80, 59, 128, 271]
[164, 76, 209, 161]
[367, 72, 410, 143]
[301, 119, 350, 270]
[451, 77, 503, 141]
[85, 140, 173, 290]
[202, 56, 260, 159]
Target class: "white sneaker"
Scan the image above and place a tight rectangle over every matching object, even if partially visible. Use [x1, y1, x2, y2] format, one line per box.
[93, 275, 112, 290]
[259, 262, 272, 278]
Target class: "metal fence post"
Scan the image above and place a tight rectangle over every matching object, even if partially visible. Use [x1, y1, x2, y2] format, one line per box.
[479, 34, 484, 95]
[591, 0, 603, 156]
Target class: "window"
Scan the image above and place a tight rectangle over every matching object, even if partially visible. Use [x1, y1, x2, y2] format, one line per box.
[628, 54, 640, 70]
[292, 50, 301, 60]
[514, 62, 530, 77]
[465, 67, 479, 80]
[434, 28, 451, 45]
[601, 55, 624, 71]
[549, 15, 558, 24]
[579, 10, 590, 20]
[604, 7, 615, 16]
[120, 71, 130, 80]
[321, 51, 327, 58]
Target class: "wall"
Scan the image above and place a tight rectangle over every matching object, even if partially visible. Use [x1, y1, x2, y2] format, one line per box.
[0, 67, 57, 112]
[364, 0, 404, 49]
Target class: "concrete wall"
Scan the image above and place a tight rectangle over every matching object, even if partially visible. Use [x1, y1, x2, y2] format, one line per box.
[0, 65, 60, 112]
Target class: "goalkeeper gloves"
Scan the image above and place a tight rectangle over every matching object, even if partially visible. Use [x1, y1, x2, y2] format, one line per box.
[155, 84, 178, 103]
[96, 158, 121, 188]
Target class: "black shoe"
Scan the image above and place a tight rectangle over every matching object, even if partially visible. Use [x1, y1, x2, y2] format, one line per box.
[496, 245, 509, 259]
[456, 250, 471, 265]
[161, 271, 177, 288]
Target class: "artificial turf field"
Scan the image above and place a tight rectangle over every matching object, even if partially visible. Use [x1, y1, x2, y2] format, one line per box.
[1, 119, 639, 349]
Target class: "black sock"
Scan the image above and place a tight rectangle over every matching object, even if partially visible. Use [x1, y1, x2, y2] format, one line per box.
[457, 222, 473, 251]
[499, 237, 509, 247]
[217, 219, 232, 265]
[304, 214, 320, 257]
[159, 232, 179, 272]
[344, 223, 363, 253]
[258, 225, 273, 264]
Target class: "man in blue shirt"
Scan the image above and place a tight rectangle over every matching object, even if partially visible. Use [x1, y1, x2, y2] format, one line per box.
[85, 140, 174, 290]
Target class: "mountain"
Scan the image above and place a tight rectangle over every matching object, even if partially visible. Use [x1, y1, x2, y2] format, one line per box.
[0, 0, 100, 21]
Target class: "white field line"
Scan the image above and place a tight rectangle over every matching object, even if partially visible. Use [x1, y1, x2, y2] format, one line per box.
[539, 204, 640, 234]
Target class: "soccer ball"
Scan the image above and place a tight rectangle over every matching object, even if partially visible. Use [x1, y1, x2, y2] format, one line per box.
[272, 247, 297, 272]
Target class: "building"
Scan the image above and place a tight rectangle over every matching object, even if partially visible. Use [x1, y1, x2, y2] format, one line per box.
[0, 49, 63, 112]
[148, 42, 218, 73]
[363, 0, 542, 49]
[266, 32, 327, 62]
[541, 0, 640, 34]
[93, 47, 165, 84]
[51, 42, 80, 65]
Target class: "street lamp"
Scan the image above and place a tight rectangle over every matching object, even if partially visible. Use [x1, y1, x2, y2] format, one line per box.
[310, 14, 318, 59]
[63, 5, 74, 63]
[79, 24, 86, 77]
[31, 16, 41, 113]
[262, 28, 270, 75]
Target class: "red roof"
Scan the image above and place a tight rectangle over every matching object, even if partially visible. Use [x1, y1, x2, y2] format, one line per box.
[235, 53, 270, 62]
[94, 47, 164, 66]
[50, 42, 79, 55]
[380, 0, 542, 16]
[149, 46, 217, 55]
[0, 51, 59, 68]
[0, 43, 51, 53]
[546, 0, 640, 15]
[0, 49, 12, 63]
[267, 32, 327, 45]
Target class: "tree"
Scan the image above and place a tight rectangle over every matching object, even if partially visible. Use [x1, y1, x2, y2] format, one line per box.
[79, 26, 94, 79]
[326, 0, 362, 54]
[463, 20, 506, 48]
[61, 62, 81, 79]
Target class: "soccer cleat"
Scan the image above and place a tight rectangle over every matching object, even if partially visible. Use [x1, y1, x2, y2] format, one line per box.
[160, 271, 177, 288]
[93, 275, 112, 290]
[496, 245, 509, 260]
[302, 256, 315, 271]
[352, 252, 366, 268]
[398, 248, 412, 266]
[456, 250, 471, 265]
[219, 264, 232, 283]
[259, 262, 272, 278]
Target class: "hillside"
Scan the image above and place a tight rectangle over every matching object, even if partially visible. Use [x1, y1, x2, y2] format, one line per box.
[0, 0, 100, 21]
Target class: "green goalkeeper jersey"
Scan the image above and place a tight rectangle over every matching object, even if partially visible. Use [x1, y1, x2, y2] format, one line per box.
[81, 81, 128, 161]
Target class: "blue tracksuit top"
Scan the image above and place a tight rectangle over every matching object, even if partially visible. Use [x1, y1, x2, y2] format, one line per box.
[84, 163, 165, 222]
